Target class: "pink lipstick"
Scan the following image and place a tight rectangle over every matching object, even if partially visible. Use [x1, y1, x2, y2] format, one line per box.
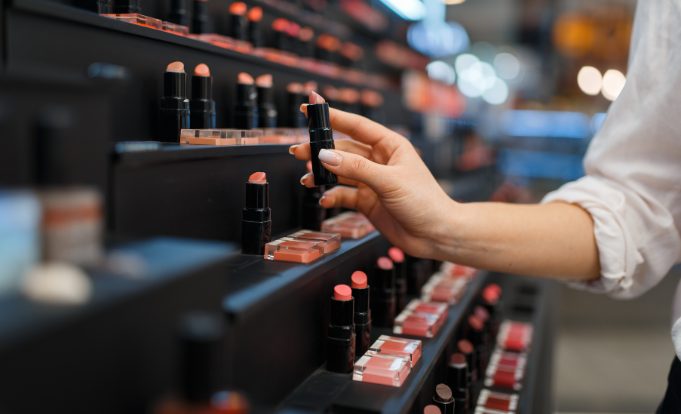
[241, 171, 271, 254]
[327, 284, 356, 373]
[351, 271, 372, 355]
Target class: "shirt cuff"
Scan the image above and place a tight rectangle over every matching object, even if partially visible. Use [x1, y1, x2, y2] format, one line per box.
[542, 176, 642, 298]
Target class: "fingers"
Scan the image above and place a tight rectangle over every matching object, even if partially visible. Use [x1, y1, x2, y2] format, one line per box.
[299, 172, 358, 188]
[317, 149, 390, 192]
[290, 139, 372, 162]
[300, 102, 403, 155]
[319, 186, 358, 210]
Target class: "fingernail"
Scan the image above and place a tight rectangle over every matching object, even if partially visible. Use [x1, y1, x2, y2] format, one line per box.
[300, 173, 312, 186]
[299, 103, 308, 113]
[318, 149, 341, 166]
[288, 145, 298, 155]
[319, 195, 327, 206]
[309, 90, 325, 104]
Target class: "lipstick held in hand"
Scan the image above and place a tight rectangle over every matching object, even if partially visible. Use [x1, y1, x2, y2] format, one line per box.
[327, 284, 356, 373]
[306, 92, 338, 186]
[351, 271, 372, 355]
[190, 63, 216, 129]
[159, 61, 190, 142]
[241, 172, 271, 255]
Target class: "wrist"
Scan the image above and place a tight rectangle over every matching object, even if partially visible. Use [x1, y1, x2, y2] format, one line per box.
[429, 198, 467, 261]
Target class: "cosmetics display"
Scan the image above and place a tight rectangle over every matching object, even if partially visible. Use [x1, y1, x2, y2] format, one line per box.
[0, 0, 557, 412]
[321, 211, 375, 239]
[241, 172, 271, 255]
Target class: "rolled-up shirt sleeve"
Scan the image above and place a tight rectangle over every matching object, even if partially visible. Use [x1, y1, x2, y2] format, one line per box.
[541, 1, 681, 299]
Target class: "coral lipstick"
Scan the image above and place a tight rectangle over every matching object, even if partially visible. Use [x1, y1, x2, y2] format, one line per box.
[190, 63, 215, 129]
[255, 74, 277, 128]
[234, 72, 257, 129]
[247, 6, 263, 47]
[388, 247, 407, 312]
[327, 284, 356, 373]
[307, 92, 338, 186]
[351, 271, 372, 355]
[228, 2, 247, 41]
[241, 171, 271, 255]
[159, 61, 190, 142]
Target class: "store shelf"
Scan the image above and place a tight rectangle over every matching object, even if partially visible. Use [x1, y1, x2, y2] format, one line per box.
[279, 273, 488, 414]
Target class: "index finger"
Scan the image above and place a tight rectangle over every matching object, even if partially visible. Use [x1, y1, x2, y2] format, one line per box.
[302, 104, 403, 154]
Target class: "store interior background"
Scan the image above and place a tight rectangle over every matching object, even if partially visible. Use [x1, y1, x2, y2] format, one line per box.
[425, 0, 676, 413]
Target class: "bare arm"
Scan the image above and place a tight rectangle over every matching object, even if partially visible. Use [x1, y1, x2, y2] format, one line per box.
[292, 93, 601, 283]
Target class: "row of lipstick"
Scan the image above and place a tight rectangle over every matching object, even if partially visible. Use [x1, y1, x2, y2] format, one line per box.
[159, 60, 382, 143]
[99, 0, 389, 88]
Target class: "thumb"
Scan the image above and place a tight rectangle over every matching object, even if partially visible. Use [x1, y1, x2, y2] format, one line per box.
[318, 149, 389, 192]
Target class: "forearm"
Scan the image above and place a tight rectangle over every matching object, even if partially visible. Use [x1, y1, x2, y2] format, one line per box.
[434, 201, 600, 281]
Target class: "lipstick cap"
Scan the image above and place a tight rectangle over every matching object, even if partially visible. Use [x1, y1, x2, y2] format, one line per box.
[307, 103, 330, 130]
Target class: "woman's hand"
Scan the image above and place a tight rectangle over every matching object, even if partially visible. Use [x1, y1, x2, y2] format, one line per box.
[289, 91, 457, 259]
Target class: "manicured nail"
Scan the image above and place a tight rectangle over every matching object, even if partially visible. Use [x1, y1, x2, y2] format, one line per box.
[299, 103, 308, 113]
[288, 145, 298, 155]
[318, 149, 341, 166]
[319, 195, 327, 206]
[300, 173, 312, 186]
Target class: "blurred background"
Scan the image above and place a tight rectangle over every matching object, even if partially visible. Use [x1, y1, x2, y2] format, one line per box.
[398, 0, 674, 412]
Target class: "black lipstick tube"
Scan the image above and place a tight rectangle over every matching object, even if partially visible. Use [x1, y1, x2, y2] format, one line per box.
[393, 257, 407, 313]
[159, 70, 190, 142]
[241, 177, 271, 255]
[301, 186, 326, 230]
[370, 260, 396, 327]
[257, 84, 277, 128]
[249, 20, 261, 48]
[326, 293, 356, 373]
[234, 82, 257, 129]
[448, 354, 470, 414]
[307, 103, 338, 186]
[288, 90, 307, 128]
[192, 0, 208, 34]
[229, 11, 247, 41]
[168, 0, 189, 26]
[352, 284, 372, 356]
[190, 74, 216, 129]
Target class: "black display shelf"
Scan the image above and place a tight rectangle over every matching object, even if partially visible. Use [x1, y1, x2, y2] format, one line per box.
[9, 0, 395, 92]
[278, 273, 488, 414]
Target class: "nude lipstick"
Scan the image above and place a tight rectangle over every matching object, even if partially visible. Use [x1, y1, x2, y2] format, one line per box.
[227, 2, 247, 41]
[307, 92, 338, 186]
[255, 74, 277, 128]
[433, 384, 455, 414]
[234, 72, 257, 129]
[388, 247, 408, 312]
[370, 256, 396, 327]
[190, 63, 216, 129]
[327, 284, 356, 373]
[159, 61, 190, 142]
[351, 271, 372, 355]
[241, 171, 271, 255]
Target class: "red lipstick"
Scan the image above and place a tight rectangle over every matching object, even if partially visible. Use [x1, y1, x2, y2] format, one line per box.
[307, 92, 338, 186]
[241, 171, 271, 255]
[350, 271, 372, 355]
[190, 63, 216, 129]
[370, 256, 396, 327]
[159, 61, 190, 142]
[327, 284, 356, 373]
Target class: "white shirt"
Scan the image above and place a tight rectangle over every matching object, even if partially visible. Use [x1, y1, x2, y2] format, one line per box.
[542, 1, 681, 358]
